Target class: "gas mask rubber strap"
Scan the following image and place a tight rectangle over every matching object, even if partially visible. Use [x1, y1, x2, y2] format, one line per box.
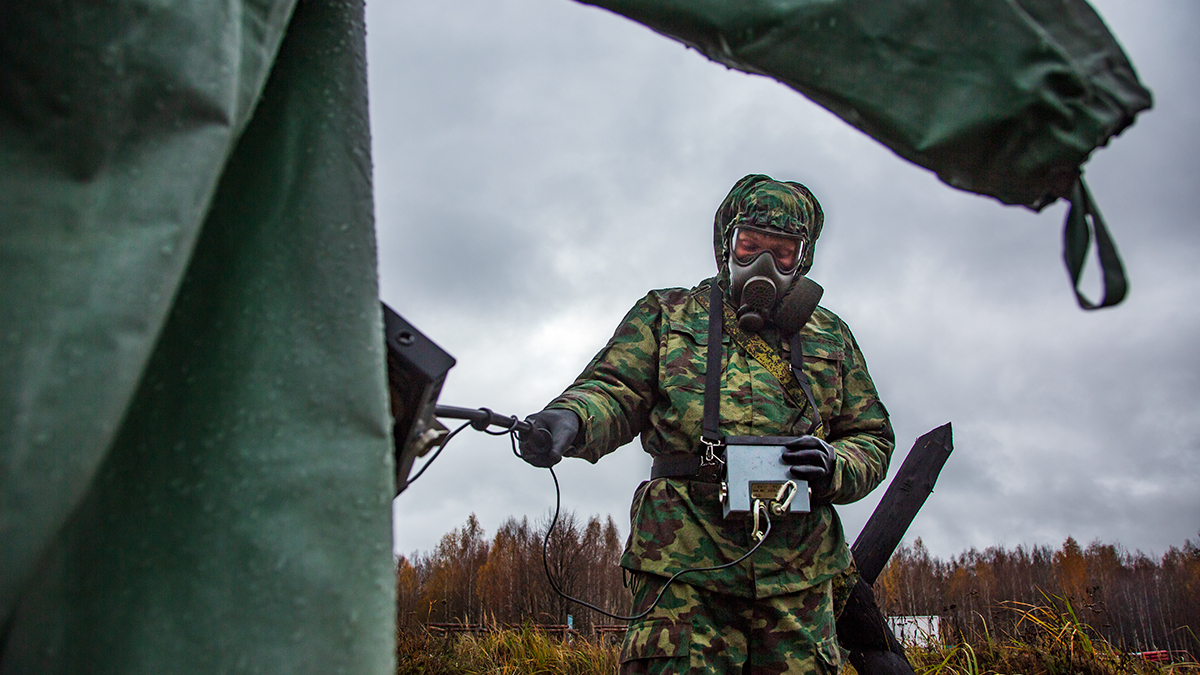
[789, 331, 823, 437]
[702, 279, 724, 445]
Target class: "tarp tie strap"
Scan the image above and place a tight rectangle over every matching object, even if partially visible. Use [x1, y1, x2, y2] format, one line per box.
[1064, 177, 1128, 309]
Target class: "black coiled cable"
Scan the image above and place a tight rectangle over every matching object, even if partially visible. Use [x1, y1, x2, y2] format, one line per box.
[506, 431, 772, 622]
[408, 408, 773, 622]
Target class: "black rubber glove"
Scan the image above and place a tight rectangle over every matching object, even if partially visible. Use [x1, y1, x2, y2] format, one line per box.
[780, 435, 837, 496]
[517, 408, 581, 468]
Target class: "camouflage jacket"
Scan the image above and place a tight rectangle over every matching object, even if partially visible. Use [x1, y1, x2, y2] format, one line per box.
[547, 277, 893, 598]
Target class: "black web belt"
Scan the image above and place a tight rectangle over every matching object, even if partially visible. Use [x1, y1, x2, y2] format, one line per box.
[650, 454, 724, 482]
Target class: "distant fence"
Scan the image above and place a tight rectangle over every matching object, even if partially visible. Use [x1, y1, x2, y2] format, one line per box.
[426, 622, 627, 643]
[886, 615, 943, 648]
[1132, 650, 1197, 665]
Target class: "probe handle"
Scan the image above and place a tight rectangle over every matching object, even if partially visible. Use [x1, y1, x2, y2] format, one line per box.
[434, 405, 533, 434]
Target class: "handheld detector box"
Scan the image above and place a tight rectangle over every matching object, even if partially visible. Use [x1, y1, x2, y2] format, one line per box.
[721, 436, 811, 518]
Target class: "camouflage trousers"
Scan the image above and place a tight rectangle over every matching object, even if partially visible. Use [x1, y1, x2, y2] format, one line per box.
[619, 572, 845, 675]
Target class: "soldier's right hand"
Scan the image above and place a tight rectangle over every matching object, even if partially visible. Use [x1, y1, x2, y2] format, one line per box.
[517, 408, 580, 468]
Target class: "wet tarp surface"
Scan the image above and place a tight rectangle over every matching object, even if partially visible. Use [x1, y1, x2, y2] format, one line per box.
[581, 0, 1151, 208]
[580, 0, 1153, 306]
[0, 1, 395, 673]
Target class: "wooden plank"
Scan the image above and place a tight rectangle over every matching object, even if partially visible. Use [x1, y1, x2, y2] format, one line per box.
[835, 423, 954, 675]
[852, 423, 954, 585]
[838, 577, 916, 674]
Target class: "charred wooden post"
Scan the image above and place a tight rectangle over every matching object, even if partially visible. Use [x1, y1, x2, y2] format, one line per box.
[854, 423, 955, 584]
[836, 423, 954, 675]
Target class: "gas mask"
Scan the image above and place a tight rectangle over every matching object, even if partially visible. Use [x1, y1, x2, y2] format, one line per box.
[727, 226, 805, 332]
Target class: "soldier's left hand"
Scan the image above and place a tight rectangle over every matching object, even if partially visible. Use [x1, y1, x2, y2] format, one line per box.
[780, 435, 836, 494]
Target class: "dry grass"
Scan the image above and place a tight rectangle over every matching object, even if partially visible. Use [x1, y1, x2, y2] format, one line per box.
[398, 596, 1197, 674]
[397, 624, 619, 675]
[903, 594, 1199, 675]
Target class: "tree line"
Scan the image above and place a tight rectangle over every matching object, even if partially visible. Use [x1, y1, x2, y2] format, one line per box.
[397, 515, 1198, 656]
[395, 511, 629, 634]
[875, 535, 1200, 655]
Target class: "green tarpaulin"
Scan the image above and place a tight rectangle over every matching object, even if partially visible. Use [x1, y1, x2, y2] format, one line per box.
[581, 0, 1152, 307]
[1, 1, 394, 672]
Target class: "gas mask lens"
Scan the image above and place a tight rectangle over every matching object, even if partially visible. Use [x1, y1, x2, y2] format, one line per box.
[731, 227, 804, 274]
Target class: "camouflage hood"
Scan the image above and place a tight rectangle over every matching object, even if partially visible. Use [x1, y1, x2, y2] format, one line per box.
[713, 174, 824, 277]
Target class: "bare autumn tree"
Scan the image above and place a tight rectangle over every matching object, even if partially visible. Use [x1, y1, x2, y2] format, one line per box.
[1054, 536, 1090, 602]
[395, 555, 425, 631]
[397, 511, 631, 635]
[876, 537, 943, 616]
[562, 514, 627, 631]
[418, 513, 490, 624]
[873, 534, 1200, 655]
[477, 516, 543, 624]
[538, 511, 629, 631]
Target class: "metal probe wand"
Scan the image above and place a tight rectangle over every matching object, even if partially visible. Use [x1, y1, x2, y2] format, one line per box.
[434, 404, 532, 433]
[433, 405, 555, 455]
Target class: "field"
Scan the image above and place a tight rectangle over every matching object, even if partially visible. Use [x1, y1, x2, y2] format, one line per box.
[397, 520, 1198, 673]
[396, 599, 1199, 675]
[396, 624, 618, 675]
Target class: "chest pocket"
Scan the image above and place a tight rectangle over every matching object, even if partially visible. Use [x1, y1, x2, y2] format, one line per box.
[656, 315, 748, 436]
[658, 318, 721, 394]
[799, 338, 844, 420]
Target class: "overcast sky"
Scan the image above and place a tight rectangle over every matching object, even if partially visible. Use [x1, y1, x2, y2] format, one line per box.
[367, 0, 1200, 563]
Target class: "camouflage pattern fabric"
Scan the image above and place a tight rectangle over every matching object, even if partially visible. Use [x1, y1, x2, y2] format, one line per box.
[547, 280, 893, 597]
[619, 571, 844, 675]
[830, 561, 859, 619]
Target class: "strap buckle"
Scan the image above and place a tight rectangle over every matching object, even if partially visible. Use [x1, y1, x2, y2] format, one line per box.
[770, 480, 799, 515]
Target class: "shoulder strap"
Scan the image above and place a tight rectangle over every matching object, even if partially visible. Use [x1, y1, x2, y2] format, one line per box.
[789, 331, 823, 437]
[699, 282, 822, 438]
[702, 280, 723, 443]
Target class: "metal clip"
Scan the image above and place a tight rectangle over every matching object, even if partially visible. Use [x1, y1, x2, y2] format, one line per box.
[751, 499, 770, 543]
[770, 480, 798, 516]
[699, 436, 725, 467]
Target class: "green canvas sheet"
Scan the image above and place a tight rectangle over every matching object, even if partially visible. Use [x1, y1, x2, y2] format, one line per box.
[582, 0, 1153, 307]
[0, 1, 394, 673]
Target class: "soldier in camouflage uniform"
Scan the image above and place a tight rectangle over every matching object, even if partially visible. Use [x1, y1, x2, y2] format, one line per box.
[518, 175, 894, 674]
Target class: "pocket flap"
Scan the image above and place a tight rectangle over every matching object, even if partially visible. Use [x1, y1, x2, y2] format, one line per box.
[667, 316, 728, 346]
[801, 338, 843, 361]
